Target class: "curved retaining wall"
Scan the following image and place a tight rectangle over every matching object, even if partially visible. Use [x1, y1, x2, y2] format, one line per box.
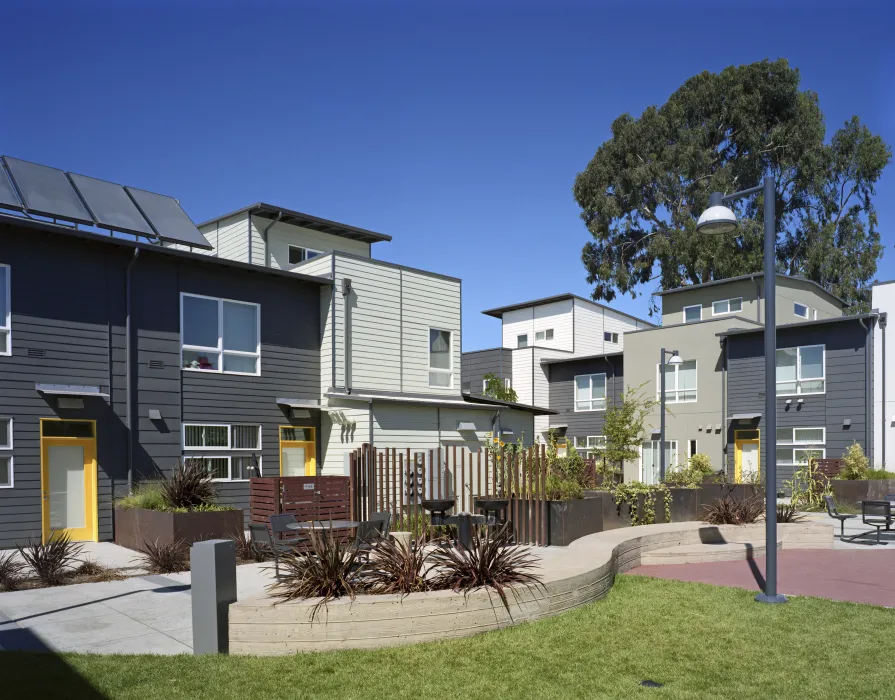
[229, 521, 831, 655]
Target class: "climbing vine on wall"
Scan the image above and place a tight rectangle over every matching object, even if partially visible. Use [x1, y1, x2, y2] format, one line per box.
[613, 482, 672, 526]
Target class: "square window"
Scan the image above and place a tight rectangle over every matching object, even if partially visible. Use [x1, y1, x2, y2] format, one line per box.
[574, 374, 607, 411]
[794, 303, 809, 319]
[181, 294, 260, 375]
[517, 334, 528, 348]
[604, 331, 619, 343]
[684, 305, 702, 323]
[776, 345, 825, 395]
[535, 330, 545, 341]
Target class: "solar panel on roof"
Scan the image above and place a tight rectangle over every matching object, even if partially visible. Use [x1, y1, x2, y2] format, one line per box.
[125, 186, 212, 250]
[2, 157, 94, 225]
[0, 162, 22, 211]
[68, 173, 155, 239]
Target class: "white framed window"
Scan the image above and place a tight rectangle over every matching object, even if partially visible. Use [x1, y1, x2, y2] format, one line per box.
[712, 297, 743, 316]
[657, 360, 697, 403]
[288, 245, 324, 265]
[584, 435, 606, 457]
[574, 373, 607, 411]
[688, 439, 698, 459]
[517, 334, 528, 348]
[428, 328, 453, 388]
[604, 331, 620, 343]
[775, 426, 825, 467]
[183, 423, 261, 450]
[776, 345, 825, 395]
[683, 304, 702, 323]
[184, 455, 262, 481]
[794, 302, 809, 319]
[0, 416, 12, 488]
[181, 293, 260, 375]
[535, 329, 554, 342]
[0, 263, 9, 356]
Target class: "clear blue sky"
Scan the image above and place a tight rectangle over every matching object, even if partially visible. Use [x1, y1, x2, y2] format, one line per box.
[2, 1, 893, 350]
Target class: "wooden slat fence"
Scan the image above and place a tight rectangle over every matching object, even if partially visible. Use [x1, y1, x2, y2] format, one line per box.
[250, 476, 351, 536]
[349, 444, 551, 546]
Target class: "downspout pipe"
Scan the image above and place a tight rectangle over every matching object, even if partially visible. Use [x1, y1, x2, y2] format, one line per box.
[125, 248, 140, 494]
[720, 336, 728, 476]
[262, 211, 283, 268]
[881, 313, 888, 468]
[752, 275, 761, 322]
[860, 316, 872, 462]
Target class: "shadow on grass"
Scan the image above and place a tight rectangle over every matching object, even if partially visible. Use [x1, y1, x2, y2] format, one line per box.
[0, 628, 110, 699]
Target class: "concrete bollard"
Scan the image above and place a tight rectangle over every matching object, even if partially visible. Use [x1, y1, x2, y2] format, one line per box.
[191, 539, 237, 655]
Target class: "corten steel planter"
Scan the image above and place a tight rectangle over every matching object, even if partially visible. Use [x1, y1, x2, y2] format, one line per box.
[114, 507, 244, 553]
[547, 498, 604, 546]
[831, 479, 895, 507]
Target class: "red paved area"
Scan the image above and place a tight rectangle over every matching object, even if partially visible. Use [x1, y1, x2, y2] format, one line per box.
[629, 550, 895, 607]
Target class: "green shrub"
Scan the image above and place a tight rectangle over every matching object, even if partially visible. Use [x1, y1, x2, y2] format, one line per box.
[545, 474, 584, 500]
[664, 452, 714, 488]
[116, 481, 167, 511]
[866, 468, 895, 480]
[837, 442, 870, 480]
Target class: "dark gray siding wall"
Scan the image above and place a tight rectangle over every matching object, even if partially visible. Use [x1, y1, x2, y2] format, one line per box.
[461, 348, 513, 394]
[132, 255, 321, 513]
[0, 223, 321, 548]
[546, 356, 623, 443]
[0, 231, 127, 547]
[726, 320, 872, 491]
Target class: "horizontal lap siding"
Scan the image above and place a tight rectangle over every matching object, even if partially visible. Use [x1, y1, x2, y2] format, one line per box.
[0, 232, 125, 548]
[547, 356, 623, 443]
[0, 223, 323, 548]
[726, 321, 871, 490]
[460, 348, 512, 394]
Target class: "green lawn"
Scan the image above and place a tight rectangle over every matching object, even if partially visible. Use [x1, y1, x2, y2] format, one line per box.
[2, 575, 893, 700]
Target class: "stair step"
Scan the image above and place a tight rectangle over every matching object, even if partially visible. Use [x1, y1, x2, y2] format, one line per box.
[641, 539, 782, 565]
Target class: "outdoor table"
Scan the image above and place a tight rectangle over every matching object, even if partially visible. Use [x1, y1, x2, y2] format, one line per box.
[287, 519, 360, 531]
[438, 513, 487, 549]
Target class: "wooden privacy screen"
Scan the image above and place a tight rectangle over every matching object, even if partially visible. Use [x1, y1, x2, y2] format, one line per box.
[349, 444, 561, 546]
[249, 477, 351, 526]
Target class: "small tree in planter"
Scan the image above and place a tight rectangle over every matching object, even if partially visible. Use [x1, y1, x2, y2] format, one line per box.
[602, 383, 657, 486]
[837, 442, 870, 480]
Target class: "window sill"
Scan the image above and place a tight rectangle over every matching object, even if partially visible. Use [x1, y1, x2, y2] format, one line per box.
[182, 367, 261, 377]
[776, 392, 825, 398]
[573, 408, 606, 413]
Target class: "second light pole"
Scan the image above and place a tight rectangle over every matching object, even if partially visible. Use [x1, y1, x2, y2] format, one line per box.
[659, 348, 683, 482]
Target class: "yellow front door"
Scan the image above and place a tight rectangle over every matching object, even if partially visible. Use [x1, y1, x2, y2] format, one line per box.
[734, 429, 760, 483]
[40, 419, 98, 542]
[279, 426, 316, 476]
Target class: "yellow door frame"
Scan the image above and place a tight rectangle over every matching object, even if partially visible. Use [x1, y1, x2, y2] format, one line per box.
[734, 429, 760, 483]
[39, 418, 98, 543]
[279, 426, 316, 476]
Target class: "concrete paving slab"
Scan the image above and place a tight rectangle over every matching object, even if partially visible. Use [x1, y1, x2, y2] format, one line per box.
[78, 631, 192, 656]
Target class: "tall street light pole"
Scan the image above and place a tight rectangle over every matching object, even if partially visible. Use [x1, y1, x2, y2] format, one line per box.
[659, 348, 683, 483]
[697, 175, 786, 604]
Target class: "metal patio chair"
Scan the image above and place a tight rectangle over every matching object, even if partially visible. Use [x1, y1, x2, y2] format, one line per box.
[247, 522, 298, 579]
[857, 501, 894, 545]
[824, 495, 856, 539]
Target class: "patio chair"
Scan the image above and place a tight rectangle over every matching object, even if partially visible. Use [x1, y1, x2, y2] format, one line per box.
[859, 501, 893, 545]
[370, 511, 392, 539]
[247, 522, 297, 580]
[824, 495, 857, 539]
[268, 514, 306, 545]
[352, 518, 388, 562]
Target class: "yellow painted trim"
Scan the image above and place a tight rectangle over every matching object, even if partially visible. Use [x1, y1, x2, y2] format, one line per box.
[733, 429, 761, 484]
[39, 419, 98, 543]
[279, 426, 316, 476]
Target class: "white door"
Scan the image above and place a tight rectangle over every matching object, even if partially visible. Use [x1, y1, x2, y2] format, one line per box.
[281, 447, 307, 477]
[741, 442, 759, 482]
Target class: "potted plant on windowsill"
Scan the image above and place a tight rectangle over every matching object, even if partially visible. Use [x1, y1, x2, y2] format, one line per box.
[114, 459, 244, 553]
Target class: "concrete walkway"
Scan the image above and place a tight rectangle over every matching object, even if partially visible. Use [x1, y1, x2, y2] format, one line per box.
[0, 563, 274, 655]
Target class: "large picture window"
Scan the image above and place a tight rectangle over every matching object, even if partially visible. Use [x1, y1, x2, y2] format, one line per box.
[0, 417, 11, 488]
[575, 373, 606, 411]
[181, 293, 260, 375]
[776, 345, 825, 395]
[658, 360, 697, 403]
[0, 263, 9, 356]
[428, 328, 453, 388]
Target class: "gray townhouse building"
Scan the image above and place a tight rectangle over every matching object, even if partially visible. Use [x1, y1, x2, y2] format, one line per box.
[464, 274, 876, 492]
[0, 157, 544, 549]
